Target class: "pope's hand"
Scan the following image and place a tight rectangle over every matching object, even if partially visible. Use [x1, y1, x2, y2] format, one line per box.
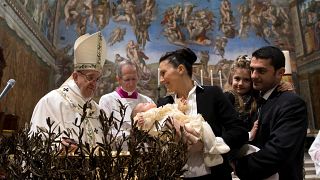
[61, 137, 78, 155]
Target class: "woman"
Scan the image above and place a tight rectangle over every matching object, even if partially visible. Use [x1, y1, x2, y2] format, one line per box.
[157, 48, 247, 179]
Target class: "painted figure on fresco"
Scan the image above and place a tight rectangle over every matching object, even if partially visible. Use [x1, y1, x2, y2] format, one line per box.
[111, 0, 156, 48]
[219, 0, 236, 38]
[64, 0, 112, 32]
[126, 40, 150, 81]
[114, 53, 126, 65]
[134, 0, 156, 49]
[216, 58, 233, 80]
[182, 4, 194, 25]
[199, 51, 210, 77]
[126, 40, 140, 66]
[83, 0, 94, 26]
[32, 1, 42, 25]
[40, 0, 49, 30]
[299, 0, 320, 53]
[94, 1, 111, 30]
[20, 0, 54, 40]
[108, 27, 126, 46]
[187, 9, 214, 45]
[220, 0, 232, 24]
[161, 4, 215, 47]
[262, 2, 290, 40]
[238, 0, 294, 50]
[136, 20, 151, 49]
[214, 36, 228, 58]
[238, 3, 250, 39]
[76, 15, 88, 36]
[64, 0, 80, 27]
[112, 0, 138, 27]
[141, 0, 156, 20]
[162, 9, 186, 46]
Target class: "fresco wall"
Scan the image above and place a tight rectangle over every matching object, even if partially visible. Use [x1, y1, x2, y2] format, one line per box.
[24, 0, 291, 101]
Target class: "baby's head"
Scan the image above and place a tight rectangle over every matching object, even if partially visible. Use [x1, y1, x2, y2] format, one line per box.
[131, 102, 157, 119]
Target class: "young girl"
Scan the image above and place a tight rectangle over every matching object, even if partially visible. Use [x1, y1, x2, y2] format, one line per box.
[224, 55, 259, 141]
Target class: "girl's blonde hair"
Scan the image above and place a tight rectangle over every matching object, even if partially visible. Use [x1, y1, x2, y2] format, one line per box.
[224, 55, 256, 114]
[225, 55, 251, 91]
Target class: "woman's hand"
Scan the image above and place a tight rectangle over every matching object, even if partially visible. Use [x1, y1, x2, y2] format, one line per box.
[171, 119, 203, 152]
[278, 81, 295, 92]
[184, 124, 203, 152]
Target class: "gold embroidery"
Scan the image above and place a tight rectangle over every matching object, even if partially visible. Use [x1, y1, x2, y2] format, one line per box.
[57, 85, 98, 147]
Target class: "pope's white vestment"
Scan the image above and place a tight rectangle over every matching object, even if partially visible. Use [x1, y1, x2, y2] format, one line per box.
[30, 79, 103, 146]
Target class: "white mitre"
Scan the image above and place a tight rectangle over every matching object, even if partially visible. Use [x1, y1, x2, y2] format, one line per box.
[60, 31, 107, 87]
[74, 31, 107, 73]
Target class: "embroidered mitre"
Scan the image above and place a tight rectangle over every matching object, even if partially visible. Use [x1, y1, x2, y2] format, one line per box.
[74, 31, 107, 73]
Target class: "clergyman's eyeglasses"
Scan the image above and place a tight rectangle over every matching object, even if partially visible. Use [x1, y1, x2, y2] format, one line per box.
[78, 71, 101, 83]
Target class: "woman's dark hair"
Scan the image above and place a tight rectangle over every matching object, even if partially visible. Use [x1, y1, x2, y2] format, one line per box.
[159, 48, 197, 77]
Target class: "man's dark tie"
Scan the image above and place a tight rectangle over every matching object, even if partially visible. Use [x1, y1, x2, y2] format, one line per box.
[256, 95, 266, 122]
[256, 96, 266, 107]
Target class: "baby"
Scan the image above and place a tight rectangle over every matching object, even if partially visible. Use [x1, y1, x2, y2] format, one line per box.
[132, 101, 201, 141]
[132, 101, 230, 167]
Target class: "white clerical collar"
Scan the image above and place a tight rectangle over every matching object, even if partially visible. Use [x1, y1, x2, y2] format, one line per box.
[120, 86, 135, 96]
[262, 85, 278, 100]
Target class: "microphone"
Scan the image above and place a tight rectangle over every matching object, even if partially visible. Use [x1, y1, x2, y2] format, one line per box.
[0, 79, 16, 100]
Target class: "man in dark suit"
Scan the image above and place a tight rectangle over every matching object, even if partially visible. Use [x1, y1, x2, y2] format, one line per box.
[234, 46, 308, 180]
